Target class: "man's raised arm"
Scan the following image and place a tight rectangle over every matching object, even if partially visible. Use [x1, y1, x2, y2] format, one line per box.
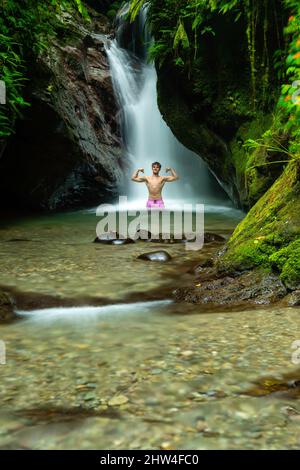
[164, 167, 179, 182]
[131, 168, 146, 182]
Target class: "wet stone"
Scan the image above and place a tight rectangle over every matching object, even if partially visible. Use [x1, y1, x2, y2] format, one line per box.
[137, 251, 172, 262]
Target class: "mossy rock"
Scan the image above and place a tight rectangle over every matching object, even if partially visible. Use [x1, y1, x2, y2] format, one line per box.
[218, 159, 300, 289]
[269, 239, 300, 290]
[107, 9, 117, 20]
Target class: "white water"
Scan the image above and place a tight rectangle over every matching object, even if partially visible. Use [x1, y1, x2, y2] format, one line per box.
[105, 6, 228, 206]
[16, 300, 172, 324]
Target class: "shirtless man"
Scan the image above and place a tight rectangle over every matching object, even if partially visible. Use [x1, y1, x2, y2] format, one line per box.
[131, 162, 179, 209]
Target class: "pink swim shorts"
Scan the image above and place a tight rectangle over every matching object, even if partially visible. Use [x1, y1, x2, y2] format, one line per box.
[146, 198, 165, 209]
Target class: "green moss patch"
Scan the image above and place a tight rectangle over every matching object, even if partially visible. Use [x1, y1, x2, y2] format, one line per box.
[218, 160, 300, 289]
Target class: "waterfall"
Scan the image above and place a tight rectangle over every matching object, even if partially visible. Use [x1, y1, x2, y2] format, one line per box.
[105, 4, 228, 206]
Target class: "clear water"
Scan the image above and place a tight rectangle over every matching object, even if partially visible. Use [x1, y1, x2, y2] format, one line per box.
[1, 3, 296, 453]
[1, 208, 300, 450]
[0, 205, 243, 300]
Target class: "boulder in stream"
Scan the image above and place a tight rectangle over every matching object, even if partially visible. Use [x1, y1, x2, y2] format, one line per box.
[137, 251, 172, 262]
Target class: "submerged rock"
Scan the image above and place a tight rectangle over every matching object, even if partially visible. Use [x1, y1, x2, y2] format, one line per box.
[94, 232, 135, 245]
[137, 251, 172, 262]
[0, 291, 16, 322]
[242, 370, 300, 399]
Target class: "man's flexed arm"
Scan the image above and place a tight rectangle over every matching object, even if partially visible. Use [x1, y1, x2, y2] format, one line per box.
[131, 168, 146, 182]
[164, 167, 179, 182]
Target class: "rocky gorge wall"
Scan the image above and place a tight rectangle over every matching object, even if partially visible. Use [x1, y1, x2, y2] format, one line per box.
[151, 2, 300, 299]
[0, 5, 124, 211]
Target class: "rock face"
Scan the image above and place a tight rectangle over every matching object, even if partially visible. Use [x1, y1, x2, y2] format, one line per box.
[157, 69, 240, 205]
[157, 65, 287, 210]
[154, 3, 287, 211]
[218, 161, 300, 290]
[174, 270, 287, 308]
[175, 162, 300, 307]
[0, 9, 124, 211]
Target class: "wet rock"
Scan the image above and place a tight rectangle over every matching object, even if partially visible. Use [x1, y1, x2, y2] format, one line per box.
[204, 233, 226, 243]
[111, 239, 135, 245]
[217, 162, 300, 290]
[0, 8, 123, 211]
[195, 419, 209, 433]
[160, 442, 175, 450]
[156, 68, 240, 204]
[94, 232, 135, 245]
[180, 350, 194, 358]
[137, 251, 172, 262]
[0, 291, 16, 322]
[242, 370, 300, 398]
[281, 406, 300, 417]
[282, 290, 300, 307]
[174, 270, 287, 307]
[191, 258, 215, 275]
[108, 395, 129, 406]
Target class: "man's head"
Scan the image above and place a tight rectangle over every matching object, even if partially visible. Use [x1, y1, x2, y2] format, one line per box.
[152, 161, 161, 175]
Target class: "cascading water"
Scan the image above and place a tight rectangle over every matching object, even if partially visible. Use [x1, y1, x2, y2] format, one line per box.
[105, 4, 229, 207]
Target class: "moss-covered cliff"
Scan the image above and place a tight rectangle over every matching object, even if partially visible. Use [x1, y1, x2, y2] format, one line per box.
[149, 0, 289, 210]
[219, 160, 300, 289]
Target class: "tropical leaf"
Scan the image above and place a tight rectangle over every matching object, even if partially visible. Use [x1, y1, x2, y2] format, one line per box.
[173, 20, 189, 50]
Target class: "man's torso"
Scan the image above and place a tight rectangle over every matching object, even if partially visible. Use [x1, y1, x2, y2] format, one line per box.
[145, 176, 165, 200]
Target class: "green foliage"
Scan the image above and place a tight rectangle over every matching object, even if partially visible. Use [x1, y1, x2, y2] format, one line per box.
[173, 20, 189, 51]
[219, 159, 300, 283]
[269, 238, 300, 287]
[129, 0, 283, 98]
[105, 1, 126, 20]
[129, 0, 147, 22]
[73, 0, 90, 20]
[244, 129, 296, 168]
[0, 0, 90, 139]
[276, 1, 300, 155]
[242, 1, 300, 172]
